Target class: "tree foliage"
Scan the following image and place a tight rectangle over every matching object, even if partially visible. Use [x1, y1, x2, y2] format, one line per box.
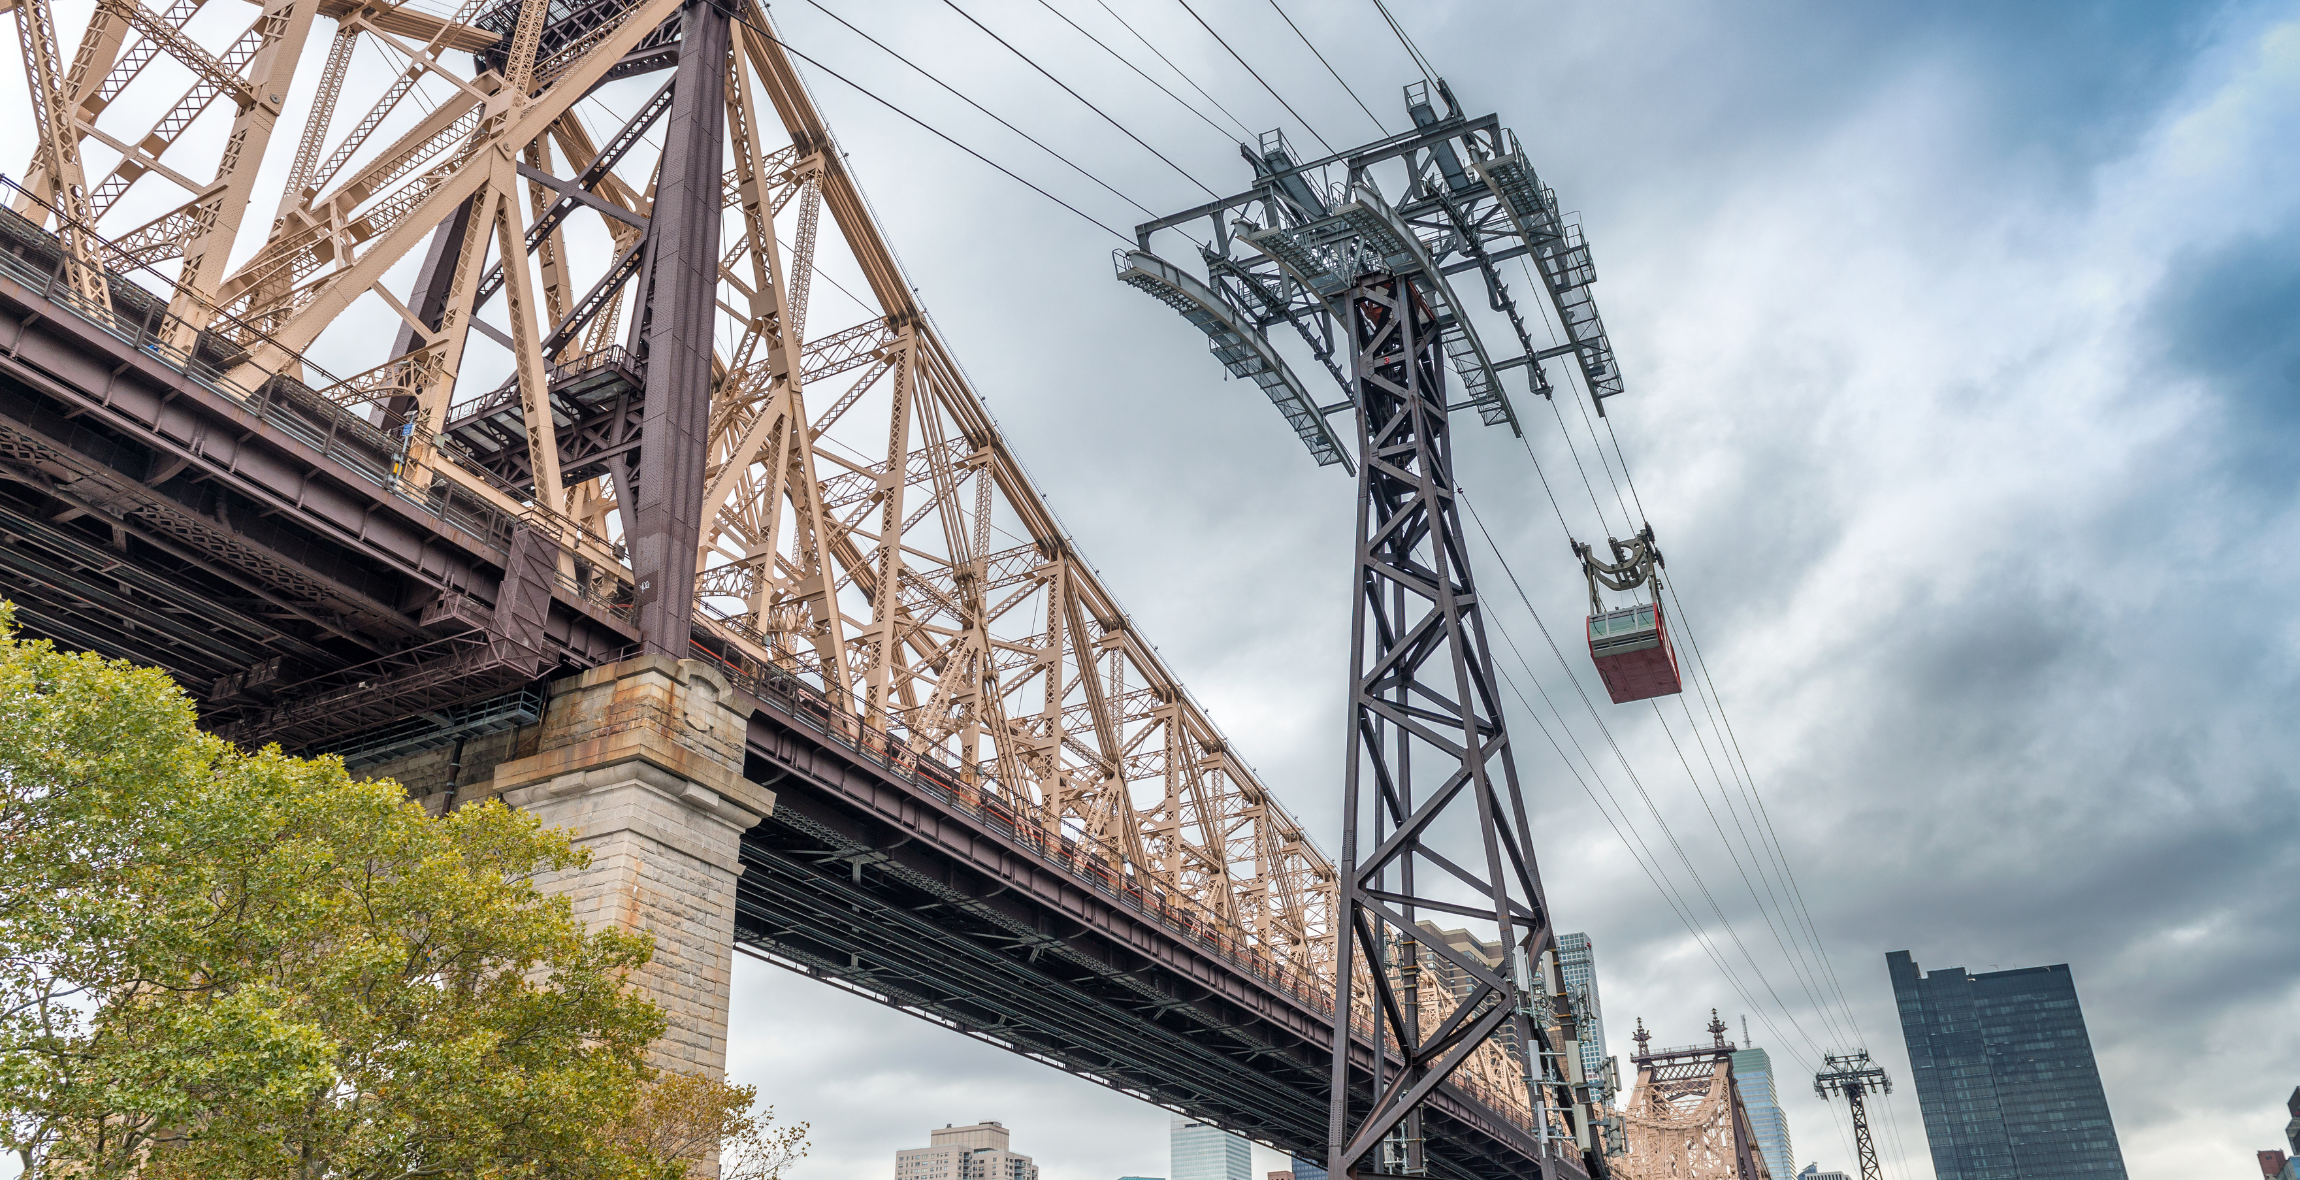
[610, 1075, 808, 1180]
[0, 606, 684, 1178]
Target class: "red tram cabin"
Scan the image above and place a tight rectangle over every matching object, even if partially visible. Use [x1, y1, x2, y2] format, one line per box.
[1586, 600, 1683, 704]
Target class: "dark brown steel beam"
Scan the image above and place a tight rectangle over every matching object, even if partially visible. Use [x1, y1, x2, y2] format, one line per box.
[628, 4, 727, 655]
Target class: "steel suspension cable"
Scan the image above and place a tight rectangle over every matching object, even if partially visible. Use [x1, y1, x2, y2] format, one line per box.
[1033, 0, 1235, 144]
[1664, 575, 1873, 1044]
[1529, 240, 1875, 1055]
[755, 29, 1132, 241]
[1645, 699, 1839, 1061]
[1264, 0, 1387, 136]
[1088, 0, 1256, 142]
[1367, 0, 1436, 87]
[1669, 650, 1855, 1050]
[802, 0, 1164, 222]
[1168, 0, 1335, 155]
[939, 0, 1221, 199]
[1461, 490, 1836, 1070]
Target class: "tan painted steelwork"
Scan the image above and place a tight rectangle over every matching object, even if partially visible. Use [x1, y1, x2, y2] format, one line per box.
[8, 0, 1340, 995]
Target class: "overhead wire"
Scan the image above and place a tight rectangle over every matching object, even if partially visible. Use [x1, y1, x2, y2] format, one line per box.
[1088, 0, 1258, 142]
[1168, 0, 1335, 155]
[1511, 202, 1886, 1135]
[753, 28, 1132, 241]
[800, 0, 1166, 222]
[1367, 0, 1437, 87]
[1518, 259, 1874, 1065]
[1506, 215, 1869, 1060]
[938, 0, 1221, 199]
[1461, 490, 1834, 1069]
[1524, 237, 1880, 1064]
[1263, 0, 1388, 136]
[1033, 0, 1237, 145]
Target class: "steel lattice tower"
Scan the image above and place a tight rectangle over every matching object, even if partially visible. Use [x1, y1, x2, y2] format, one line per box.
[1815, 1051, 1892, 1180]
[1325, 270, 1580, 1177]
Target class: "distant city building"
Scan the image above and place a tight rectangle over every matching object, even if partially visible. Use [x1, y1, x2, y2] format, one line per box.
[1796, 1166, 1849, 1180]
[1413, 922, 1531, 1067]
[1170, 1115, 1250, 1180]
[1888, 950, 2127, 1180]
[1731, 1045, 1793, 1180]
[2254, 1085, 2300, 1180]
[1555, 932, 1610, 1098]
[896, 1122, 1039, 1180]
[1288, 1158, 1327, 1180]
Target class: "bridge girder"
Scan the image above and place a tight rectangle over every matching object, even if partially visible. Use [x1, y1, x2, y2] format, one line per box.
[1, 0, 1355, 1104]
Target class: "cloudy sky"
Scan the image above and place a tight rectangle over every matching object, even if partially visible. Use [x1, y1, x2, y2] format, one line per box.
[7, 0, 2295, 1176]
[713, 1, 2300, 1178]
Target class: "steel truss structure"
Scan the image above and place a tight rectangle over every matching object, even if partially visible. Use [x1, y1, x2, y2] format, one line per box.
[5, 0, 1335, 1009]
[1323, 272, 1589, 1179]
[1121, 77, 1638, 1180]
[1614, 1017, 1771, 1180]
[1813, 1051, 1890, 1180]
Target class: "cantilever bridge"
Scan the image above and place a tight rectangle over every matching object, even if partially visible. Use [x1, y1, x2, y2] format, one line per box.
[0, 0, 1635, 1174]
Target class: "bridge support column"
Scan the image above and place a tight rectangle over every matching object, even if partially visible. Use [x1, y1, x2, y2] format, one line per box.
[476, 654, 774, 1080]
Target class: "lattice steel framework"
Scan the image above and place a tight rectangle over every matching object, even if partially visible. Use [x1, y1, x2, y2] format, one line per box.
[7, 0, 1334, 997]
[1119, 72, 1634, 1180]
[1613, 1017, 1771, 1180]
[1321, 271, 1585, 1179]
[1813, 1051, 1890, 1180]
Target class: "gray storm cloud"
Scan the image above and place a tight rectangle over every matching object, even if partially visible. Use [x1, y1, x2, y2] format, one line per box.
[3, 0, 2291, 1177]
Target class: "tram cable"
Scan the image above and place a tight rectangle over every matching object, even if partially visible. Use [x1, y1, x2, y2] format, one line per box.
[758, 30, 1134, 242]
[1168, 0, 1335, 155]
[1669, 658, 1856, 1050]
[1367, 0, 1438, 89]
[1462, 491, 1837, 1068]
[1032, 0, 1239, 145]
[1650, 696, 1854, 1052]
[1500, 231, 1878, 1062]
[801, 0, 1166, 223]
[1263, 0, 1389, 136]
[1088, 0, 1258, 142]
[939, 0, 1222, 200]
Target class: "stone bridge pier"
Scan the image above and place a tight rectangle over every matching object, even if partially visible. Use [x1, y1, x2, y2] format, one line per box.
[421, 654, 776, 1084]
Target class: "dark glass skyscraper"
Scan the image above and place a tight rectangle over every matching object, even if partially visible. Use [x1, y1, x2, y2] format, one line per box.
[1888, 950, 2127, 1180]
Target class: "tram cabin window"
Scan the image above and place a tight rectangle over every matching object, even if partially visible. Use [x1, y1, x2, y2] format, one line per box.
[1586, 602, 1684, 704]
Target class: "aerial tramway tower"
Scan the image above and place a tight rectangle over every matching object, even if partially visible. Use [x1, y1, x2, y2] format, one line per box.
[1814, 1052, 1892, 1180]
[1122, 78, 1649, 1180]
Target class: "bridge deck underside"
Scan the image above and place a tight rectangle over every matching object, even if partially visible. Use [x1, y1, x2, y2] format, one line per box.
[734, 693, 1561, 1180]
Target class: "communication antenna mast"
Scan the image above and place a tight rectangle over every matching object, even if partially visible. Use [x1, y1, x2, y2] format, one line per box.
[1814, 1051, 1893, 1180]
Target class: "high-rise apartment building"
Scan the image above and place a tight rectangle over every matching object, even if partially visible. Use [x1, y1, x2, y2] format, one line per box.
[1286, 1159, 1327, 1180]
[1888, 950, 2127, 1180]
[1170, 1115, 1250, 1180]
[896, 1122, 1040, 1180]
[1555, 932, 1611, 1099]
[1413, 922, 1534, 1069]
[1732, 1045, 1793, 1180]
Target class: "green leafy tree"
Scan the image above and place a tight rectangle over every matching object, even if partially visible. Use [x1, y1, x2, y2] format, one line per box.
[0, 606, 676, 1178]
[609, 1074, 809, 1180]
